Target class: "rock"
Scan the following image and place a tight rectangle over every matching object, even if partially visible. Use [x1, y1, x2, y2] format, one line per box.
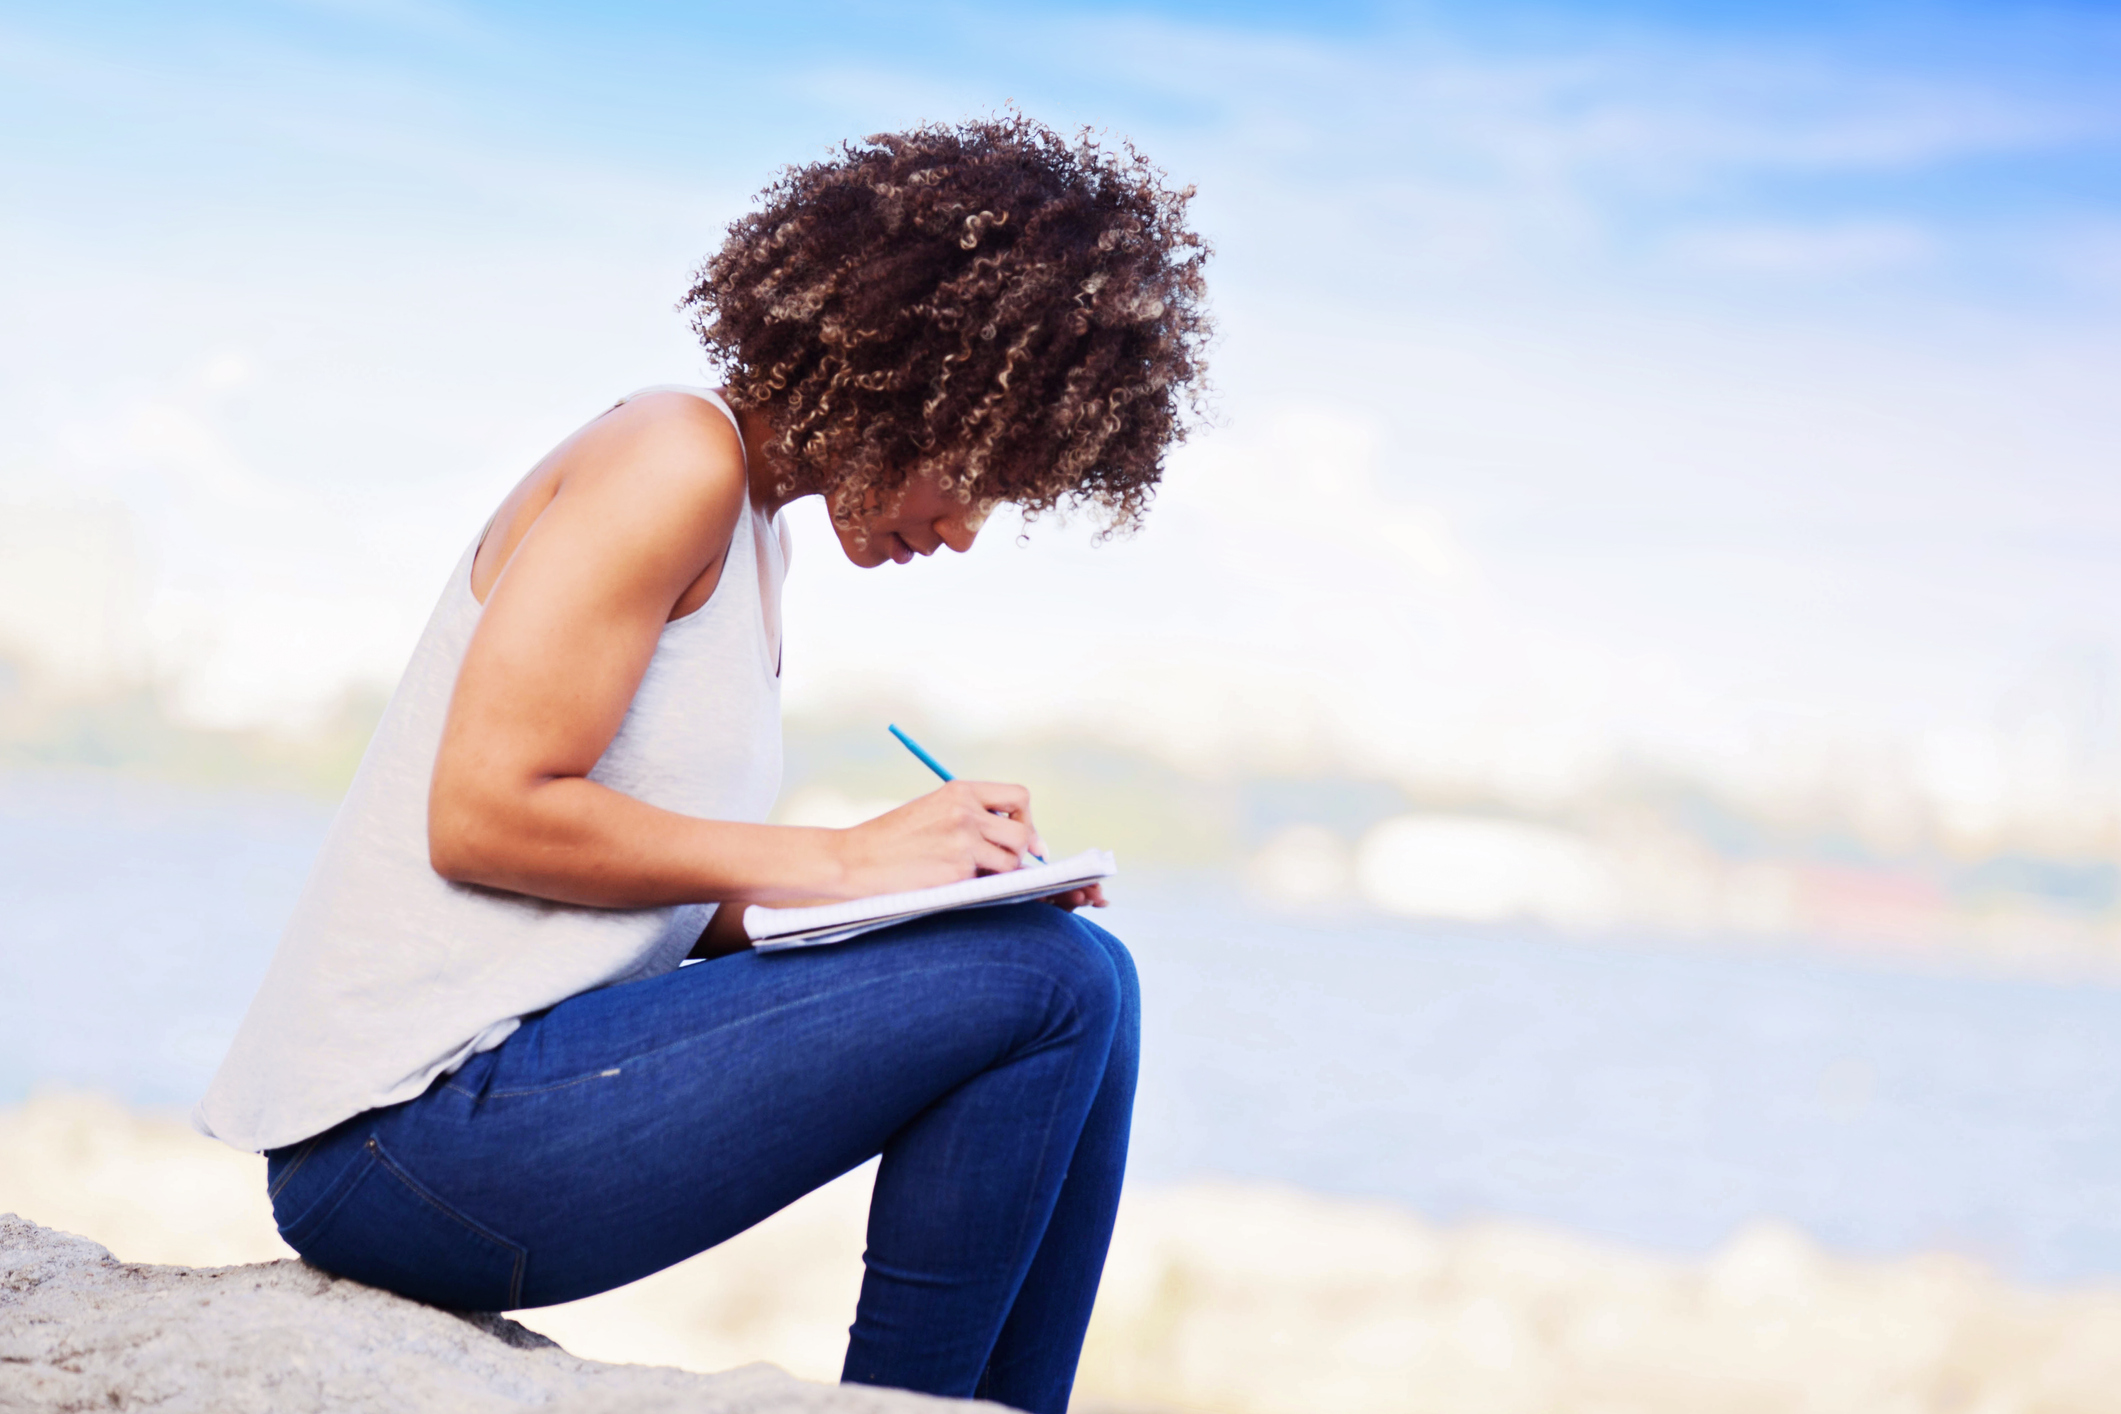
[22, 1094, 2121, 1414]
[0, 1214, 971, 1414]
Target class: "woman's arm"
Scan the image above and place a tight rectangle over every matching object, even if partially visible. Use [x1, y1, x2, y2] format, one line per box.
[428, 399, 1039, 910]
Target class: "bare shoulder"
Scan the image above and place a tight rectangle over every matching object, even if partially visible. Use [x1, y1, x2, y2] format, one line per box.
[550, 392, 749, 589]
[564, 391, 745, 504]
[473, 391, 748, 608]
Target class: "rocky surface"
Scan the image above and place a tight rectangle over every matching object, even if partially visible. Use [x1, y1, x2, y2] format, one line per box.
[16, 1095, 2121, 1413]
[0, 1214, 968, 1414]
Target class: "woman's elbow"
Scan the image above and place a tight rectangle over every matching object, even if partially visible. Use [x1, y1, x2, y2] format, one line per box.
[427, 831, 478, 885]
[427, 780, 508, 884]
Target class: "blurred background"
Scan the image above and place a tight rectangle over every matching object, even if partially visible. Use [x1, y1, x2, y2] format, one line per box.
[6, 1, 2121, 1409]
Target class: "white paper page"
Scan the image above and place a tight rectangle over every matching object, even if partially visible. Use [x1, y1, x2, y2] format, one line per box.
[743, 849, 1117, 951]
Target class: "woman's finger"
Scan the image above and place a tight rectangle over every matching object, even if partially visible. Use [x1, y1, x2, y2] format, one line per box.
[961, 780, 1031, 816]
[961, 780, 1037, 839]
[939, 781, 1047, 858]
[973, 810, 1035, 858]
[973, 838, 1026, 875]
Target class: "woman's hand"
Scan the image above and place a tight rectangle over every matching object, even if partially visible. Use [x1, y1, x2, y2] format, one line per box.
[837, 784, 1110, 911]
[1045, 882, 1109, 911]
[832, 780, 1044, 897]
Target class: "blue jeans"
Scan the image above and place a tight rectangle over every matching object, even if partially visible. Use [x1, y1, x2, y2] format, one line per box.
[263, 903, 1138, 1414]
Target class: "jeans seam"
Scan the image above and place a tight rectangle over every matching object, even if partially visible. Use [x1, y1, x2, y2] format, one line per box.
[477, 1069, 626, 1101]
[279, 1143, 377, 1249]
[477, 961, 1082, 1102]
[267, 1135, 325, 1202]
[368, 1138, 529, 1309]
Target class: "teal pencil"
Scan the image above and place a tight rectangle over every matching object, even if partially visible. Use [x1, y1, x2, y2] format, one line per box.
[888, 724, 955, 781]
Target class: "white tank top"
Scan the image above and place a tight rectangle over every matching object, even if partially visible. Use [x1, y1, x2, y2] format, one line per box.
[194, 387, 788, 1153]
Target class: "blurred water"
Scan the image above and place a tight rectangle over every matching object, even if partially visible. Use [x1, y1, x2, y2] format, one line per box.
[1111, 886, 2121, 1282]
[6, 770, 2120, 1283]
[1, 772, 332, 1104]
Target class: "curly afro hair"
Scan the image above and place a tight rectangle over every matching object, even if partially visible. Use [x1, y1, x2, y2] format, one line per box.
[682, 113, 1211, 534]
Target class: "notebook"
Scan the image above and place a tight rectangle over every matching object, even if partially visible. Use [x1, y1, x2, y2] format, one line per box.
[742, 849, 1119, 951]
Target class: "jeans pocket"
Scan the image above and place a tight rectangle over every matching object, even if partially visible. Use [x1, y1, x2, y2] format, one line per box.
[279, 1135, 526, 1311]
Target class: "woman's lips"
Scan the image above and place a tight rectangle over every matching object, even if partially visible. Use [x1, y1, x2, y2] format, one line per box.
[888, 532, 914, 565]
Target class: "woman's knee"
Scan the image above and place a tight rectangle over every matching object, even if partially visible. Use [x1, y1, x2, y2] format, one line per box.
[1057, 913, 1138, 1052]
[1025, 912, 1139, 1123]
[976, 904, 1126, 1037]
[1064, 913, 1137, 1007]
[882, 903, 1126, 1056]
[1027, 910, 1138, 1079]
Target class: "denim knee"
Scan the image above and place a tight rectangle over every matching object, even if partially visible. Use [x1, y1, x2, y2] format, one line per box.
[1058, 914, 1139, 1077]
[984, 904, 1124, 1040]
[1063, 914, 1137, 1013]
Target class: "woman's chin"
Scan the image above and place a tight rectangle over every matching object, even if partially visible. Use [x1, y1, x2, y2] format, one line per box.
[837, 537, 893, 570]
[837, 532, 913, 568]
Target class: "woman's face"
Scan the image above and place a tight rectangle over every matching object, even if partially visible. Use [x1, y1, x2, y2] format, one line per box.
[834, 469, 991, 568]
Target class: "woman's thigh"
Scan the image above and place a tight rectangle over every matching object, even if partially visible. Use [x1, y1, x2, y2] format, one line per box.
[268, 902, 1123, 1308]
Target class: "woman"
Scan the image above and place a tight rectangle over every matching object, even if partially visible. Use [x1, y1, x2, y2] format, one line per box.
[193, 115, 1209, 1413]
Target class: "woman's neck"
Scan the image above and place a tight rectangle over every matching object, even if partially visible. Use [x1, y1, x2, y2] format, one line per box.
[729, 399, 802, 517]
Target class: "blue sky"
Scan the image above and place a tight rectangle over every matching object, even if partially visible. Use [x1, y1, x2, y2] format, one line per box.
[13, 1, 2117, 302]
[3, 0, 2119, 810]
